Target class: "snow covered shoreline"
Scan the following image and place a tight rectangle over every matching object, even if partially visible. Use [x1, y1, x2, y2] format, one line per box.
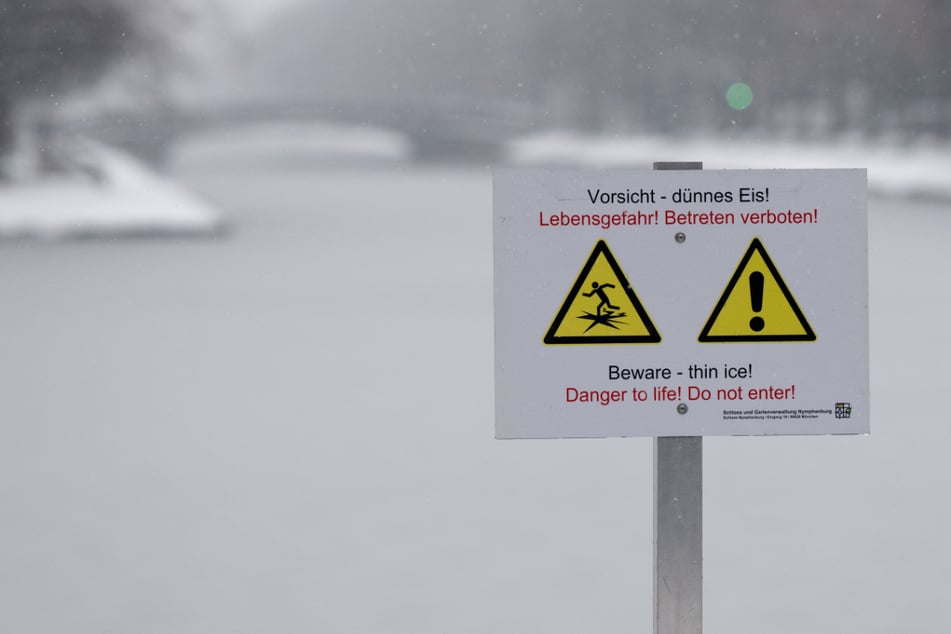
[0, 142, 225, 240]
[508, 131, 951, 201]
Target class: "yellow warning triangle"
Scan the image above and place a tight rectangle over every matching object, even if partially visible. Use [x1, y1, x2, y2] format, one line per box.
[544, 240, 661, 344]
[699, 238, 816, 342]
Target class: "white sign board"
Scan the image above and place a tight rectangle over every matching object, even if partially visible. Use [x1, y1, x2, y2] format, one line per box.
[494, 169, 869, 438]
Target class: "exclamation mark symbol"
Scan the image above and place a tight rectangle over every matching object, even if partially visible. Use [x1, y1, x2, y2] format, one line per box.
[749, 271, 765, 332]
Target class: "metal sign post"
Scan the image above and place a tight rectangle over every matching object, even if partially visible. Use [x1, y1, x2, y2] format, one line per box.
[654, 435, 702, 633]
[653, 161, 702, 634]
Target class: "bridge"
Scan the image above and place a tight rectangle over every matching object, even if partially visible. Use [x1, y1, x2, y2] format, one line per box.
[69, 95, 541, 165]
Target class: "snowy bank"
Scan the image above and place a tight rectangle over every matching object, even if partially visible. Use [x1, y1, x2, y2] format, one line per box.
[0, 142, 225, 240]
[508, 131, 951, 200]
[170, 121, 412, 168]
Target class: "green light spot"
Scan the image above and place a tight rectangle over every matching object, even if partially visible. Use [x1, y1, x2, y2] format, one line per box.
[725, 82, 753, 110]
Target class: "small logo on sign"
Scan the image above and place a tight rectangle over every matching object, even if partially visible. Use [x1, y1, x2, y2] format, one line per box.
[835, 402, 852, 419]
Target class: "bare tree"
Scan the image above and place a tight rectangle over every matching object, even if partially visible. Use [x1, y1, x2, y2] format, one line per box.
[0, 0, 176, 165]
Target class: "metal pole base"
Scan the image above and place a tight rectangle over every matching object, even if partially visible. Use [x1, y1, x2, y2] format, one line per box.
[654, 436, 702, 634]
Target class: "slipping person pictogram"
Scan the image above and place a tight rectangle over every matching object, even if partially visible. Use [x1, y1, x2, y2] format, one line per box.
[578, 281, 626, 332]
[544, 240, 661, 344]
[583, 282, 620, 315]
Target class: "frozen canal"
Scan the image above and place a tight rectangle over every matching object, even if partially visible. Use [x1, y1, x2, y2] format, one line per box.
[0, 152, 948, 633]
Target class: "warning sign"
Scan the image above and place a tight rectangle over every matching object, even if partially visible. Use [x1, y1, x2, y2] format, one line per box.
[698, 238, 816, 342]
[493, 168, 869, 438]
[544, 240, 661, 344]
